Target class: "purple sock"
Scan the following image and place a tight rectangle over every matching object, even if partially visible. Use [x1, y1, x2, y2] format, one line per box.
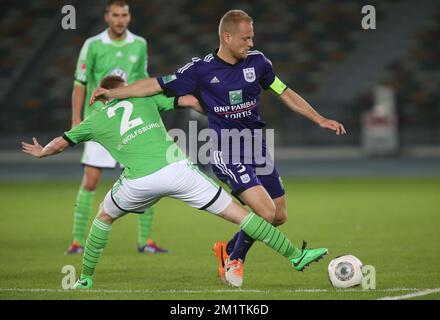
[229, 230, 255, 262]
[226, 232, 239, 255]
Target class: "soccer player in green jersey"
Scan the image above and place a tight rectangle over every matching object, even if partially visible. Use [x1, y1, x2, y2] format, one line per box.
[68, 0, 167, 254]
[22, 75, 327, 289]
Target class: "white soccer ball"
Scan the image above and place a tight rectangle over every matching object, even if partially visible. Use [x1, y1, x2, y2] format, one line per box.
[328, 255, 363, 288]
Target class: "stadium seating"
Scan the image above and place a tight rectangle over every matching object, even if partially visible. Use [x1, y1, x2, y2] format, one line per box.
[0, 0, 438, 148]
[356, 9, 440, 145]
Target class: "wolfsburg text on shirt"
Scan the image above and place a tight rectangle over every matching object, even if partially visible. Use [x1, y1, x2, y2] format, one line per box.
[121, 122, 161, 145]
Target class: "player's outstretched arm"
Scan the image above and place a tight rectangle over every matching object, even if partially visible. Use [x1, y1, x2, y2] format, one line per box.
[278, 88, 347, 136]
[177, 95, 206, 114]
[21, 137, 70, 158]
[90, 78, 162, 105]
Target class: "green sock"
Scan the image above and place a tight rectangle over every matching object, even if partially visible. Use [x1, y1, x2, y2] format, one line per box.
[81, 218, 112, 279]
[73, 187, 95, 246]
[240, 212, 302, 259]
[138, 207, 154, 245]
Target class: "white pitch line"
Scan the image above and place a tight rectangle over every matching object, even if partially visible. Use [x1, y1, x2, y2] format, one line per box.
[378, 288, 440, 300]
[0, 287, 429, 294]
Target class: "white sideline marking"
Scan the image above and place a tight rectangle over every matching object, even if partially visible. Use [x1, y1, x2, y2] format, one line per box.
[0, 287, 430, 294]
[378, 288, 440, 300]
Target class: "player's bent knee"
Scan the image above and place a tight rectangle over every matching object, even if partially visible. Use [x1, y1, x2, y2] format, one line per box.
[254, 203, 276, 224]
[272, 212, 287, 226]
[254, 210, 275, 224]
[272, 198, 288, 226]
[273, 206, 288, 226]
[97, 210, 114, 225]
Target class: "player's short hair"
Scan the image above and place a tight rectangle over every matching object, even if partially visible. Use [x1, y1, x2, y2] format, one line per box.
[218, 10, 253, 38]
[105, 0, 130, 13]
[99, 75, 126, 90]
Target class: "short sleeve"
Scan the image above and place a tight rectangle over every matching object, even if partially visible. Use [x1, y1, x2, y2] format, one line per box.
[64, 117, 94, 145]
[258, 54, 276, 90]
[157, 58, 200, 96]
[74, 39, 93, 85]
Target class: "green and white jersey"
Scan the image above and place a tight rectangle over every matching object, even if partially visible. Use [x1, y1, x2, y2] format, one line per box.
[74, 29, 149, 118]
[64, 95, 187, 179]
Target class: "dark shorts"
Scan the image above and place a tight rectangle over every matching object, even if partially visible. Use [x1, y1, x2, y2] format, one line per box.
[211, 151, 285, 200]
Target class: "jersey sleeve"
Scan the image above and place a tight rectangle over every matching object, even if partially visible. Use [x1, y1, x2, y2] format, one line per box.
[156, 58, 199, 96]
[152, 94, 177, 113]
[258, 53, 276, 90]
[63, 116, 94, 145]
[74, 39, 93, 86]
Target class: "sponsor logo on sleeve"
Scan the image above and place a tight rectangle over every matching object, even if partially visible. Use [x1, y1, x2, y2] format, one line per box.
[162, 74, 177, 84]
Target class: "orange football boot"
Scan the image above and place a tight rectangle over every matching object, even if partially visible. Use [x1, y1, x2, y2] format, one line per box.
[212, 241, 229, 282]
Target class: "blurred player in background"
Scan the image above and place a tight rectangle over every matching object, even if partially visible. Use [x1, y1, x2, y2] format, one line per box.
[22, 75, 327, 289]
[67, 0, 168, 254]
[91, 9, 346, 288]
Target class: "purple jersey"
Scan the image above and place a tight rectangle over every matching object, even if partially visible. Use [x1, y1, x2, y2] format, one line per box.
[158, 50, 284, 198]
[157, 49, 276, 133]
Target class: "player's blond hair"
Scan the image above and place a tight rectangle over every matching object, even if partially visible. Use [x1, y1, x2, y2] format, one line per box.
[218, 10, 253, 40]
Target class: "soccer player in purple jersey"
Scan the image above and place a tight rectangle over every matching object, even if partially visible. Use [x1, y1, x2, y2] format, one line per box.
[91, 10, 346, 287]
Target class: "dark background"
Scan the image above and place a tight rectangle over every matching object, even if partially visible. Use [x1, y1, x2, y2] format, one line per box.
[1, 0, 439, 177]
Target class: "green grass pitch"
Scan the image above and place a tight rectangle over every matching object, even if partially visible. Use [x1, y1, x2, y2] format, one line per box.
[0, 178, 439, 300]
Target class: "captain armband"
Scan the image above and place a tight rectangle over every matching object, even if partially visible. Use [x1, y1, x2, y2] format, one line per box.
[268, 76, 288, 96]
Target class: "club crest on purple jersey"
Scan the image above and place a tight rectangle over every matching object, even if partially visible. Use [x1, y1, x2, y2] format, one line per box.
[243, 67, 256, 83]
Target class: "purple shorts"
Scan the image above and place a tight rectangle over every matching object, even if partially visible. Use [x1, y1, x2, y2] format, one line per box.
[211, 151, 285, 200]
